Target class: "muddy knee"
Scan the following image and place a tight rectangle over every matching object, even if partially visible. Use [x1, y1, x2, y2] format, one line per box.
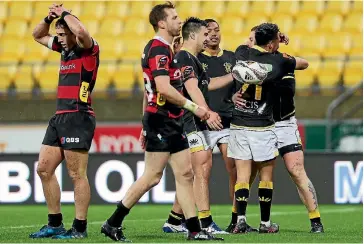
[37, 159, 56, 181]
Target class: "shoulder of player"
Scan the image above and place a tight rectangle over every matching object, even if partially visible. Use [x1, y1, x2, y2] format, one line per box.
[175, 50, 194, 61]
[235, 44, 250, 53]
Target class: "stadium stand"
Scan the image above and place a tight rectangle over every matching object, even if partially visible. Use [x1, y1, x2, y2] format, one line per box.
[0, 0, 362, 94]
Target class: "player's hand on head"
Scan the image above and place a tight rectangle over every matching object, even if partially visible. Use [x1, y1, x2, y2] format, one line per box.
[49, 3, 69, 17]
[47, 10, 58, 21]
[232, 92, 247, 107]
[195, 106, 209, 122]
[279, 33, 289, 45]
[206, 111, 223, 131]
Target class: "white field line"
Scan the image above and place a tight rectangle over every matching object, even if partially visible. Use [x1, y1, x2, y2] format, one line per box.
[0, 207, 359, 230]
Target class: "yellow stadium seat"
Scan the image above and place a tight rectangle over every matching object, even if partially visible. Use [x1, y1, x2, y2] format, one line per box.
[114, 64, 135, 90]
[348, 33, 363, 56]
[221, 35, 244, 52]
[94, 36, 123, 60]
[244, 17, 270, 32]
[317, 60, 344, 87]
[224, 1, 250, 17]
[23, 39, 50, 63]
[324, 32, 352, 57]
[343, 60, 363, 86]
[300, 34, 326, 56]
[220, 17, 244, 37]
[177, 1, 202, 18]
[343, 13, 362, 32]
[121, 38, 149, 61]
[62, 2, 82, 17]
[200, 1, 225, 18]
[47, 50, 61, 64]
[3, 20, 28, 38]
[80, 1, 106, 20]
[135, 64, 144, 88]
[95, 63, 117, 90]
[130, 1, 153, 18]
[8, 2, 33, 20]
[99, 18, 123, 37]
[300, 1, 326, 16]
[0, 23, 3, 37]
[38, 65, 59, 91]
[269, 14, 294, 33]
[0, 38, 25, 63]
[82, 18, 100, 37]
[275, 1, 300, 17]
[352, 0, 363, 13]
[122, 18, 147, 36]
[279, 42, 300, 57]
[14, 65, 34, 92]
[325, 0, 351, 16]
[105, 2, 129, 20]
[33, 2, 54, 19]
[0, 2, 8, 23]
[294, 14, 319, 33]
[0, 65, 14, 91]
[319, 13, 343, 33]
[249, 1, 275, 18]
[295, 70, 315, 89]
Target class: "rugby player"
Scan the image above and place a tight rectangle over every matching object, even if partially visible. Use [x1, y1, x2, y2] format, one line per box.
[163, 17, 235, 235]
[101, 3, 222, 241]
[229, 23, 310, 234]
[233, 25, 324, 233]
[29, 4, 99, 239]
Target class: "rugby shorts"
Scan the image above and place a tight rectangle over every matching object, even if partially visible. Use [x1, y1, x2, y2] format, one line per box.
[42, 112, 96, 151]
[184, 114, 211, 153]
[209, 128, 230, 150]
[227, 125, 278, 162]
[143, 112, 188, 154]
[274, 116, 303, 156]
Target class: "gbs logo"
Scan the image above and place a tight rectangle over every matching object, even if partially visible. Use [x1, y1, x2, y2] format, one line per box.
[334, 161, 363, 204]
[61, 137, 80, 144]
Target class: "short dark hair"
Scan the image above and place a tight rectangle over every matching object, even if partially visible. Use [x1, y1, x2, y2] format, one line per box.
[181, 17, 207, 40]
[149, 1, 175, 32]
[254, 23, 280, 46]
[251, 25, 259, 31]
[55, 18, 70, 31]
[204, 18, 219, 27]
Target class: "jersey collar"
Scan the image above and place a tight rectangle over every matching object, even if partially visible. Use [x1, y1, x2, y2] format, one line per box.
[153, 35, 171, 45]
[201, 49, 224, 57]
[252, 45, 268, 53]
[180, 47, 197, 57]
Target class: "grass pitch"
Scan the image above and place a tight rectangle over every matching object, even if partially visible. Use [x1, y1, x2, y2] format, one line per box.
[0, 204, 362, 243]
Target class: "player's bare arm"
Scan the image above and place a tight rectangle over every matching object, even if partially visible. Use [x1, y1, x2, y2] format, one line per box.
[32, 11, 57, 46]
[49, 4, 92, 49]
[294, 57, 309, 70]
[155, 76, 209, 121]
[208, 73, 234, 90]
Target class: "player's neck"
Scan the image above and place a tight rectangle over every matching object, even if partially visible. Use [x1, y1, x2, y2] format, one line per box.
[155, 31, 173, 45]
[181, 42, 198, 56]
[204, 46, 220, 56]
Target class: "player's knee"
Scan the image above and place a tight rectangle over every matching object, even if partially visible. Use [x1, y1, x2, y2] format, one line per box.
[149, 171, 164, 187]
[36, 160, 55, 180]
[67, 167, 88, 182]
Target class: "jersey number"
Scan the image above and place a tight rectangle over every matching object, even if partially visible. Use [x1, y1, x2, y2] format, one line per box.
[79, 81, 89, 103]
[241, 84, 262, 100]
[143, 72, 166, 106]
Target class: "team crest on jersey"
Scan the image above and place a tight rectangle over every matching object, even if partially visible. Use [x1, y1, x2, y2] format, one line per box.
[156, 55, 169, 70]
[223, 62, 232, 73]
[202, 63, 208, 72]
[181, 66, 195, 79]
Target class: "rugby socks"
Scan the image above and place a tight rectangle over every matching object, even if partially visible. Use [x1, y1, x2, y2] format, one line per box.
[235, 183, 250, 221]
[73, 218, 87, 233]
[258, 181, 273, 224]
[167, 210, 185, 226]
[185, 216, 201, 233]
[48, 213, 63, 227]
[107, 202, 130, 227]
[309, 210, 321, 224]
[231, 206, 238, 224]
[198, 210, 213, 228]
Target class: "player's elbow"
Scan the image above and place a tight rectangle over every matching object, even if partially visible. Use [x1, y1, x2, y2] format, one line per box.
[295, 58, 309, 70]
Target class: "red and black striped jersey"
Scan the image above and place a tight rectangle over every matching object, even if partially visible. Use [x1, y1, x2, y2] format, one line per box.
[141, 36, 183, 118]
[48, 36, 100, 116]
